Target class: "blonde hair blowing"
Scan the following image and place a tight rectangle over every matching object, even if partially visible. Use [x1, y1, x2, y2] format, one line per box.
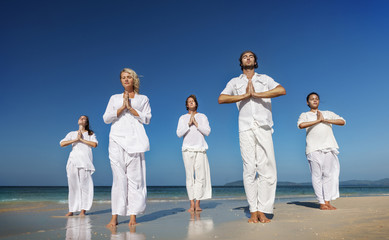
[120, 68, 140, 93]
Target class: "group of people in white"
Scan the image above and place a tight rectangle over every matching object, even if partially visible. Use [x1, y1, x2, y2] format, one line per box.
[60, 50, 346, 227]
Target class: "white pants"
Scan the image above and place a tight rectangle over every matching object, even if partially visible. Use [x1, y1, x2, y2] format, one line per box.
[182, 151, 212, 200]
[307, 150, 340, 204]
[239, 126, 277, 213]
[109, 140, 147, 216]
[66, 163, 94, 212]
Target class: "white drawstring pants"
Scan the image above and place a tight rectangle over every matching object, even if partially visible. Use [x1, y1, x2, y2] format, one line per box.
[182, 150, 212, 200]
[307, 150, 340, 204]
[239, 126, 277, 213]
[109, 140, 147, 216]
[66, 163, 94, 212]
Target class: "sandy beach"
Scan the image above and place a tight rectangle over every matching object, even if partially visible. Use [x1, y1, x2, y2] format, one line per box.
[1, 196, 388, 239]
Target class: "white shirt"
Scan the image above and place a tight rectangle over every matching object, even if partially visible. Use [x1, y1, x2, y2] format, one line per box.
[221, 73, 280, 132]
[176, 113, 211, 151]
[60, 131, 98, 172]
[297, 110, 346, 155]
[103, 93, 151, 153]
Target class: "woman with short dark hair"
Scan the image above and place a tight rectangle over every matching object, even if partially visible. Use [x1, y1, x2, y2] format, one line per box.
[177, 95, 212, 212]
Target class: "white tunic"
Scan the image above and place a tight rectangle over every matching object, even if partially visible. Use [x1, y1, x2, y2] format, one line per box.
[60, 131, 98, 173]
[103, 93, 151, 153]
[176, 113, 211, 151]
[220, 73, 280, 132]
[297, 110, 346, 155]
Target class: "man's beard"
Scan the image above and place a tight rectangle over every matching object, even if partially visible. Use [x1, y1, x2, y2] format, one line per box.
[242, 65, 255, 70]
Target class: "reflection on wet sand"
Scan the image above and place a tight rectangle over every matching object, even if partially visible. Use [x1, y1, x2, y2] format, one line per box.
[108, 226, 146, 240]
[66, 216, 91, 240]
[187, 212, 214, 239]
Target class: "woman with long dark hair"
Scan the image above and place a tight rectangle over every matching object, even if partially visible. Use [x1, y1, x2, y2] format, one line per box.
[60, 115, 98, 216]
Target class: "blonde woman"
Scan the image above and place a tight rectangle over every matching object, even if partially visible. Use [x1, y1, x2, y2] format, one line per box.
[103, 68, 151, 227]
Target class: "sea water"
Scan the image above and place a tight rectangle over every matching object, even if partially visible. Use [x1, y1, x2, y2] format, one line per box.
[1, 186, 388, 204]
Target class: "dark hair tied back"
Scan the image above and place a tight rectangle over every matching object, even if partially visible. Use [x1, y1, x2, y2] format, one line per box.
[186, 95, 198, 111]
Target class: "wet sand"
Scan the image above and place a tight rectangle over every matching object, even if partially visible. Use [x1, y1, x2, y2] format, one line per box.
[0, 196, 388, 239]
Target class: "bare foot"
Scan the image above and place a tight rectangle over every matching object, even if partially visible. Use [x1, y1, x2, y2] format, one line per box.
[326, 202, 337, 210]
[129, 215, 137, 226]
[320, 204, 331, 210]
[188, 200, 195, 212]
[129, 225, 136, 233]
[195, 200, 202, 212]
[106, 215, 118, 228]
[65, 212, 73, 217]
[257, 211, 271, 223]
[248, 212, 258, 223]
[80, 210, 86, 216]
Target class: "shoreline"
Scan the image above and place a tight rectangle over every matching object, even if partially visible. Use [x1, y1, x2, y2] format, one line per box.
[1, 196, 389, 239]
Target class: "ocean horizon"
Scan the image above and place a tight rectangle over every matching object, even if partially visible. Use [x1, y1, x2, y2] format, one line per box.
[1, 185, 389, 204]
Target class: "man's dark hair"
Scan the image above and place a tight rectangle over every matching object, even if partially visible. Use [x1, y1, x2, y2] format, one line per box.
[306, 92, 320, 102]
[239, 50, 258, 70]
[186, 94, 198, 111]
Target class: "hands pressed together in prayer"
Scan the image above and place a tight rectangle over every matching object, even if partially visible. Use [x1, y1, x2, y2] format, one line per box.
[246, 79, 256, 97]
[123, 91, 133, 111]
[117, 91, 139, 117]
[316, 110, 325, 123]
[77, 129, 84, 141]
[188, 112, 198, 128]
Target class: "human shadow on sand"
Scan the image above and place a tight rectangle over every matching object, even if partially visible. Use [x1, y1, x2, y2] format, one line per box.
[287, 201, 320, 209]
[87, 209, 112, 215]
[118, 208, 186, 224]
[232, 206, 274, 220]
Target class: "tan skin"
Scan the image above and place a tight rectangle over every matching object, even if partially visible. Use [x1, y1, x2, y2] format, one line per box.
[218, 52, 286, 104]
[298, 94, 345, 210]
[106, 72, 140, 229]
[186, 97, 203, 212]
[60, 116, 97, 216]
[218, 53, 286, 223]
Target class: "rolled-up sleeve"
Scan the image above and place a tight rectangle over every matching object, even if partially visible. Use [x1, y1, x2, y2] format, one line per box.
[134, 96, 152, 125]
[60, 132, 73, 145]
[90, 133, 98, 144]
[221, 82, 234, 95]
[266, 75, 280, 90]
[297, 113, 307, 129]
[327, 111, 346, 125]
[103, 96, 117, 124]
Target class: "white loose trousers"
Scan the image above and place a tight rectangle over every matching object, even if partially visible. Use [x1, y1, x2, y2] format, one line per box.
[307, 150, 340, 204]
[109, 140, 147, 216]
[66, 163, 94, 212]
[239, 125, 277, 213]
[182, 150, 212, 200]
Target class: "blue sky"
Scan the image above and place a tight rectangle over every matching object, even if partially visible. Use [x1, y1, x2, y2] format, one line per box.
[1, 0, 388, 186]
